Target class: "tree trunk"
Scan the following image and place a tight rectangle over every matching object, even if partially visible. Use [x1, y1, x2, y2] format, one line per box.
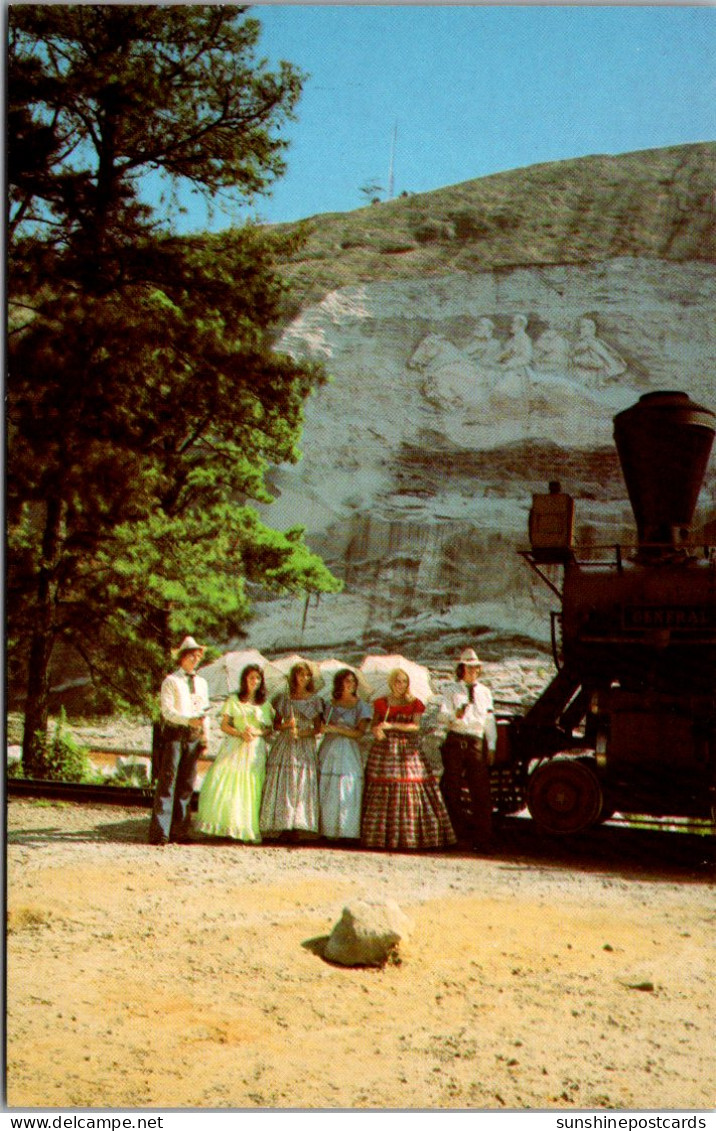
[21, 496, 63, 776]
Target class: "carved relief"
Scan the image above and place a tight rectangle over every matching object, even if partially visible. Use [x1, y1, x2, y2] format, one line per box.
[533, 327, 570, 374]
[569, 317, 627, 385]
[464, 317, 502, 372]
[407, 332, 483, 405]
[409, 315, 630, 412]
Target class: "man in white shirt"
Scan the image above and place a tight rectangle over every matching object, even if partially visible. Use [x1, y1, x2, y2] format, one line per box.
[148, 636, 210, 845]
[438, 647, 496, 852]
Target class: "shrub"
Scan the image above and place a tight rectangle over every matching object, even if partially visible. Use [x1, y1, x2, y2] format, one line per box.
[491, 209, 521, 232]
[32, 708, 97, 782]
[448, 209, 491, 240]
[412, 219, 455, 244]
[378, 240, 417, 254]
[340, 235, 372, 250]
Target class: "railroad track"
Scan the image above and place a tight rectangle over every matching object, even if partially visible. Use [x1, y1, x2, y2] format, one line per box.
[6, 746, 212, 807]
[7, 776, 155, 807]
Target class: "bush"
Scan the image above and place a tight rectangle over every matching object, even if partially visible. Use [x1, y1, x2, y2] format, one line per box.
[32, 708, 97, 782]
[491, 209, 520, 232]
[448, 209, 491, 240]
[412, 219, 456, 244]
[378, 240, 417, 254]
[340, 236, 372, 250]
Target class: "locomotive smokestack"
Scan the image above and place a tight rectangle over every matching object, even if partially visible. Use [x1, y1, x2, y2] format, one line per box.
[613, 391, 715, 553]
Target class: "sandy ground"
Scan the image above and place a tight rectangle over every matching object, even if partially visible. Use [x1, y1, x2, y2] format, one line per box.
[6, 797, 715, 1112]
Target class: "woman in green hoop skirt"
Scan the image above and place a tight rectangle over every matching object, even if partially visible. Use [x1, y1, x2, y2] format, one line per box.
[196, 665, 274, 842]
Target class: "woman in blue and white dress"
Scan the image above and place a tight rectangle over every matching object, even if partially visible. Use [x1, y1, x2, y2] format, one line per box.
[318, 669, 372, 840]
[260, 662, 323, 840]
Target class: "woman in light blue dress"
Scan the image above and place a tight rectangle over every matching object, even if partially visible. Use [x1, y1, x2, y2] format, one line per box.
[318, 669, 372, 840]
[196, 666, 274, 842]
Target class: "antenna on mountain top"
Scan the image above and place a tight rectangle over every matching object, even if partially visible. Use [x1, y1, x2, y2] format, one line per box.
[387, 121, 397, 200]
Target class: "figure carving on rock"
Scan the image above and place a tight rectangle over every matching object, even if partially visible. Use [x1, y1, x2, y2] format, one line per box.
[407, 332, 479, 406]
[408, 312, 633, 426]
[497, 314, 533, 374]
[532, 325, 570, 375]
[465, 316, 502, 375]
[569, 317, 627, 386]
[489, 314, 533, 410]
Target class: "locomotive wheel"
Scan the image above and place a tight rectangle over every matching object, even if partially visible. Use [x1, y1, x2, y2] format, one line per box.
[527, 758, 603, 835]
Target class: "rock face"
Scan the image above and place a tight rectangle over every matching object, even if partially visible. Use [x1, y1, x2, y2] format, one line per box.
[248, 257, 716, 660]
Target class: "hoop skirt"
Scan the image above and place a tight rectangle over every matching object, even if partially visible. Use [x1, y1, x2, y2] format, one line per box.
[361, 697, 456, 851]
[196, 696, 274, 842]
[260, 693, 322, 837]
[318, 699, 372, 839]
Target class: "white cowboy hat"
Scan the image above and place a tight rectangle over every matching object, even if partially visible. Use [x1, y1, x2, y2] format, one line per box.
[172, 635, 206, 659]
[458, 647, 481, 666]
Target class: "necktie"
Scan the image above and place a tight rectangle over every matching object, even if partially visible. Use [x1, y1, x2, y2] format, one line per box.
[468, 683, 476, 703]
[187, 673, 196, 696]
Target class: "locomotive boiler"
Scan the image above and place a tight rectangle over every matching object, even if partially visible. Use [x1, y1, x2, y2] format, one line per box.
[502, 390, 716, 835]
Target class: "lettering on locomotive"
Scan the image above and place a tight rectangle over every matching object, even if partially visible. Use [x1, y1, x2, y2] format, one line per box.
[622, 605, 715, 630]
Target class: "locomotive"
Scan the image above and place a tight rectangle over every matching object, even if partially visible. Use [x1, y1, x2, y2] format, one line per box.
[497, 390, 716, 835]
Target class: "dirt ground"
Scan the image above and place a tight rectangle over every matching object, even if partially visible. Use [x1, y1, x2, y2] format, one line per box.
[6, 797, 715, 1112]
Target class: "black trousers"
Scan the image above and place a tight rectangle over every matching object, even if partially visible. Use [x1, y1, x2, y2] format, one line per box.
[148, 726, 202, 844]
[440, 732, 493, 848]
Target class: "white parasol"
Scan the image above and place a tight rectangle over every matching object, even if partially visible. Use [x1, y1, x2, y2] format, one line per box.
[200, 649, 285, 701]
[358, 654, 436, 706]
[317, 658, 373, 701]
[270, 653, 326, 693]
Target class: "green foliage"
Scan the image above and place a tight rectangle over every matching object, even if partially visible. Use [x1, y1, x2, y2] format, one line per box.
[111, 762, 153, 789]
[491, 208, 521, 232]
[8, 5, 305, 244]
[412, 219, 456, 244]
[30, 709, 98, 782]
[447, 209, 491, 240]
[340, 236, 372, 250]
[7, 6, 340, 752]
[378, 240, 417, 255]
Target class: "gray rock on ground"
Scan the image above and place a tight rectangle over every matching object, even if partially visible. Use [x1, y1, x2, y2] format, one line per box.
[324, 897, 414, 967]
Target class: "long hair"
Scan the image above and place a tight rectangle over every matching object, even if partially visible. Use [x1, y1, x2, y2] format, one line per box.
[238, 664, 266, 704]
[288, 662, 315, 694]
[456, 662, 482, 680]
[332, 668, 357, 700]
[388, 667, 412, 701]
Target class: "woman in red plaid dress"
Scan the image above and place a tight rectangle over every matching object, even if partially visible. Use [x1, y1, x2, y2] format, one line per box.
[361, 669, 456, 851]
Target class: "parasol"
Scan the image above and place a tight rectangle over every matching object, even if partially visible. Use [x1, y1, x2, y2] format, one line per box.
[358, 654, 436, 706]
[200, 649, 285, 701]
[270, 653, 326, 693]
[317, 658, 373, 701]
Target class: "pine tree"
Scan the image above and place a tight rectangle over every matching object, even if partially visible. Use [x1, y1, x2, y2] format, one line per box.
[8, 5, 340, 772]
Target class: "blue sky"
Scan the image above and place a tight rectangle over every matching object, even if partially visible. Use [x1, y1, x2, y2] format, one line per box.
[167, 4, 715, 232]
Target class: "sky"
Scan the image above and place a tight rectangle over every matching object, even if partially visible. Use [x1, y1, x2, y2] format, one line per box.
[164, 3, 715, 233]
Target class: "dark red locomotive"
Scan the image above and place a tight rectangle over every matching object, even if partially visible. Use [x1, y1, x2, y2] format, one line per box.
[504, 391, 716, 834]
